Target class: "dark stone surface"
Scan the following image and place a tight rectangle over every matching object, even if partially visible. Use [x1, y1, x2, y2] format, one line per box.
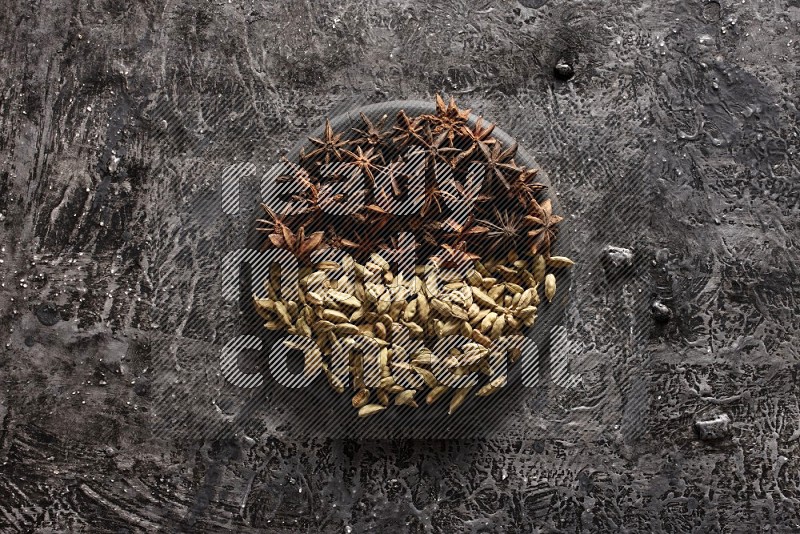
[0, 0, 798, 532]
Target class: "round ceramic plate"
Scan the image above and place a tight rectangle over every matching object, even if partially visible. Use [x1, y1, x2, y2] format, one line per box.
[248, 100, 571, 438]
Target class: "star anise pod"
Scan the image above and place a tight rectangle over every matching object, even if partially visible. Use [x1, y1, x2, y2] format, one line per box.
[507, 166, 547, 207]
[452, 116, 496, 166]
[384, 231, 420, 258]
[433, 216, 486, 265]
[421, 226, 445, 247]
[432, 242, 481, 269]
[401, 216, 441, 246]
[375, 152, 423, 202]
[418, 123, 461, 175]
[342, 146, 383, 187]
[325, 226, 356, 250]
[393, 110, 425, 146]
[439, 94, 472, 120]
[415, 181, 455, 218]
[263, 221, 326, 263]
[479, 139, 519, 190]
[447, 173, 494, 212]
[477, 207, 527, 254]
[291, 175, 345, 220]
[422, 94, 472, 146]
[302, 119, 348, 165]
[256, 204, 290, 236]
[340, 232, 387, 257]
[525, 198, 563, 258]
[338, 205, 395, 257]
[350, 112, 391, 149]
[442, 214, 489, 243]
[273, 157, 312, 185]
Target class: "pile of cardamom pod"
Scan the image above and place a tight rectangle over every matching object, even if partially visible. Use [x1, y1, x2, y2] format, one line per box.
[254, 250, 573, 416]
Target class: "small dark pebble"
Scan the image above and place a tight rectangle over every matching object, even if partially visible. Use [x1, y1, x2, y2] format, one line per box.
[652, 301, 672, 322]
[532, 439, 545, 453]
[133, 379, 151, 397]
[702, 1, 721, 22]
[34, 302, 60, 326]
[24, 336, 35, 347]
[554, 59, 574, 81]
[104, 446, 117, 457]
[694, 413, 731, 441]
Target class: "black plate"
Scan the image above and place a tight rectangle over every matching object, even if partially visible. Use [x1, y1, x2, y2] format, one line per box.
[242, 100, 571, 438]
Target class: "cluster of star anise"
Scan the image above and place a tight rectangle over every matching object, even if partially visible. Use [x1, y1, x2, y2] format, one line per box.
[257, 95, 562, 265]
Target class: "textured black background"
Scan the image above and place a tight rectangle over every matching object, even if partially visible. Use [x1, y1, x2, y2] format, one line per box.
[0, 0, 798, 532]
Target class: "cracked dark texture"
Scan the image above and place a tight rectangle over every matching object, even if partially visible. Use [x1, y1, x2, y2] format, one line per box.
[0, 0, 798, 532]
